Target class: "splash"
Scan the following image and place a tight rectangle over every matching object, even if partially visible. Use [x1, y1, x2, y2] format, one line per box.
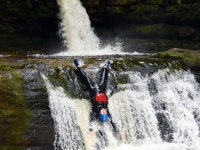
[103, 143, 194, 150]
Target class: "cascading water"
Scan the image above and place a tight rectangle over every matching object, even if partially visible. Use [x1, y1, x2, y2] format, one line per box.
[41, 65, 200, 150]
[41, 73, 91, 150]
[56, 0, 124, 56]
[108, 69, 200, 150]
[48, 0, 200, 149]
[57, 0, 100, 54]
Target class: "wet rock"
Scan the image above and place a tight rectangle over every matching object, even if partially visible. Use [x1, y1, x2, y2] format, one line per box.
[0, 26, 16, 34]
[156, 112, 173, 142]
[165, 3, 200, 24]
[152, 48, 200, 82]
[0, 61, 54, 149]
[22, 69, 49, 109]
[22, 69, 54, 148]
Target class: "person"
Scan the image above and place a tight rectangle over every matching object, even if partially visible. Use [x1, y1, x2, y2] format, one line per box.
[74, 59, 118, 132]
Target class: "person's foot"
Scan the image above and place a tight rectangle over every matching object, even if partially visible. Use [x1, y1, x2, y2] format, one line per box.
[74, 59, 80, 67]
[102, 61, 110, 68]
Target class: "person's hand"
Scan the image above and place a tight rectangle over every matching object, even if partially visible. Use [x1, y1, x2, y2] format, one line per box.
[89, 131, 94, 141]
[119, 132, 126, 143]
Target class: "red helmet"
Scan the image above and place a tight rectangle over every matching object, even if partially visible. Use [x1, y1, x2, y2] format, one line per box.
[93, 93, 108, 103]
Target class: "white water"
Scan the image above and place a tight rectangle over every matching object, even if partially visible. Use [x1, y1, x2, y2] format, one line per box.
[42, 68, 200, 150]
[41, 73, 92, 150]
[107, 69, 200, 150]
[56, 0, 127, 56]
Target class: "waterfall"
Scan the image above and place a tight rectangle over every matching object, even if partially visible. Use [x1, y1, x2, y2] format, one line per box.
[41, 73, 92, 150]
[107, 69, 200, 150]
[56, 0, 123, 56]
[41, 66, 200, 150]
[49, 0, 200, 149]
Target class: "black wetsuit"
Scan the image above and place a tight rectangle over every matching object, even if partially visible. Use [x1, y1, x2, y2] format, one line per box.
[77, 67, 118, 131]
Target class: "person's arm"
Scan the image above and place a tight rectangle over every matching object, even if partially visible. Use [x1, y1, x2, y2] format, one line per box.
[89, 106, 98, 141]
[107, 109, 126, 141]
[89, 104, 98, 131]
[88, 113, 95, 141]
[107, 109, 118, 132]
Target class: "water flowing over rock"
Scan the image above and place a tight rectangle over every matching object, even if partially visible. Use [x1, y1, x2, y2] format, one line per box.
[0, 49, 200, 149]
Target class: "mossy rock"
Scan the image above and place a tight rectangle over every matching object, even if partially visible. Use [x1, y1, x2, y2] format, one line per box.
[0, 71, 33, 147]
[0, 63, 53, 149]
[152, 48, 200, 65]
[152, 48, 200, 82]
[0, 26, 16, 34]
[0, 48, 43, 56]
[0, 146, 26, 150]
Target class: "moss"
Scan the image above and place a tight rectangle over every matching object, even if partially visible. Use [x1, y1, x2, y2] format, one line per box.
[0, 146, 25, 150]
[0, 72, 24, 107]
[1, 67, 12, 71]
[133, 24, 178, 38]
[177, 0, 181, 4]
[46, 66, 83, 98]
[0, 71, 33, 147]
[152, 52, 183, 59]
[0, 26, 16, 34]
[152, 49, 200, 67]
[144, 0, 168, 5]
[0, 48, 43, 56]
[178, 26, 194, 38]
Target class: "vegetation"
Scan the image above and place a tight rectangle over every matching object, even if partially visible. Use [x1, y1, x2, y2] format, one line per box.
[0, 71, 33, 148]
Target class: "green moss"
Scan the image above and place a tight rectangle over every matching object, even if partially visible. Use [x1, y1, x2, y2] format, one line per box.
[152, 52, 183, 59]
[177, 0, 181, 4]
[0, 71, 33, 147]
[46, 66, 80, 98]
[0, 72, 24, 107]
[134, 24, 178, 37]
[5, 108, 32, 145]
[0, 146, 25, 150]
[152, 49, 200, 67]
[1, 67, 12, 71]
[0, 26, 16, 34]
[114, 7, 124, 14]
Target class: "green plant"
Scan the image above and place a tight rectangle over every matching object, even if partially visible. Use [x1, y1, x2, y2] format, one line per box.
[177, 0, 181, 4]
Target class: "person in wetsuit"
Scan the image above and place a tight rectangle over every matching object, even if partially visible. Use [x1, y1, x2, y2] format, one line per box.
[74, 59, 118, 131]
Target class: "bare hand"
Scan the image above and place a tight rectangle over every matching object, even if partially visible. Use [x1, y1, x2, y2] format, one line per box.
[89, 131, 94, 141]
[119, 132, 126, 143]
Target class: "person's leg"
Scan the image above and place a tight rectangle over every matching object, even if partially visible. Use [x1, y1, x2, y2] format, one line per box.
[77, 67, 97, 97]
[98, 67, 108, 93]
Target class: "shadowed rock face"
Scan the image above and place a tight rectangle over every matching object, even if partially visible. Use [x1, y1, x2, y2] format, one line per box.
[0, 0, 200, 53]
[0, 67, 54, 149]
[0, 49, 199, 149]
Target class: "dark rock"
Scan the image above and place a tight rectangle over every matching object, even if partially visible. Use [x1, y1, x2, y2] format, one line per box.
[156, 112, 173, 142]
[22, 69, 49, 109]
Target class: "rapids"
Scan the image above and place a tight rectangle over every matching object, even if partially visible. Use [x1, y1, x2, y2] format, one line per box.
[42, 66, 200, 150]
